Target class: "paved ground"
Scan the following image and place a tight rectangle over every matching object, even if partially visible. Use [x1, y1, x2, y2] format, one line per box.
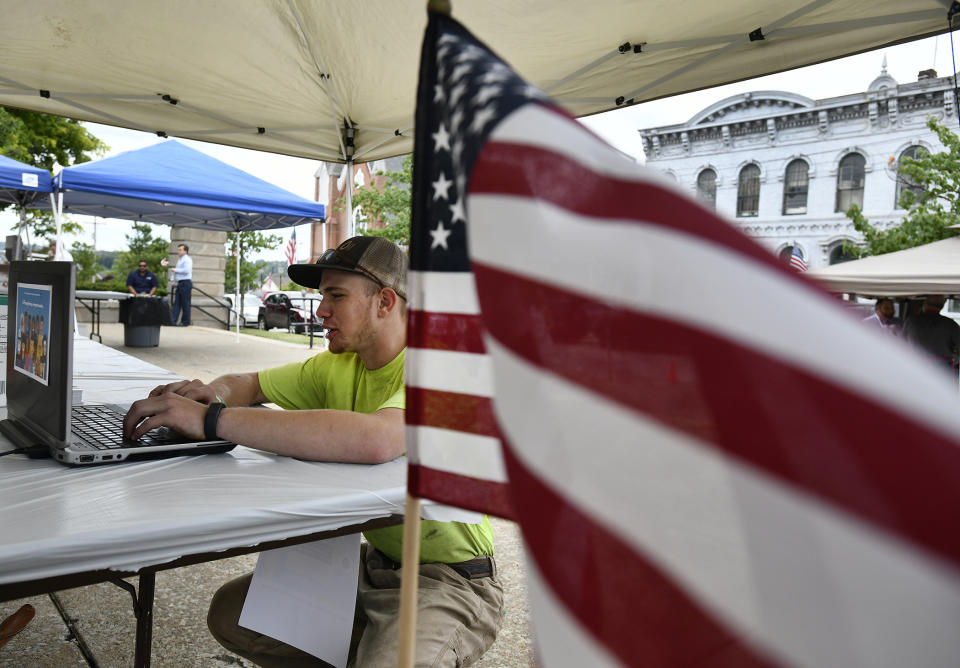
[1, 323, 534, 667]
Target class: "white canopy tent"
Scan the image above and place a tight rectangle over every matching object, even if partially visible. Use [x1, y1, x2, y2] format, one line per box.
[0, 1, 951, 165]
[808, 235, 960, 296]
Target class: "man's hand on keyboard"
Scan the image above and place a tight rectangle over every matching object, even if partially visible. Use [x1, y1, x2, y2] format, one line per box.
[123, 392, 206, 441]
[149, 378, 219, 405]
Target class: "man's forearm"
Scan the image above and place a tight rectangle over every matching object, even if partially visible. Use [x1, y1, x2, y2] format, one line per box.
[215, 406, 405, 463]
[207, 372, 268, 407]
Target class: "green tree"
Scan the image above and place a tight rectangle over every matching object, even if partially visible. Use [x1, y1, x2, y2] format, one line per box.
[105, 223, 170, 293]
[345, 155, 412, 245]
[70, 241, 104, 288]
[225, 230, 282, 295]
[845, 116, 960, 257]
[0, 107, 107, 244]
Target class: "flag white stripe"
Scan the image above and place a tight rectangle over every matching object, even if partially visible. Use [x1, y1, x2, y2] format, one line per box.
[408, 270, 480, 314]
[492, 104, 679, 188]
[406, 425, 507, 482]
[406, 348, 493, 397]
[468, 195, 960, 439]
[489, 336, 960, 668]
[525, 556, 621, 668]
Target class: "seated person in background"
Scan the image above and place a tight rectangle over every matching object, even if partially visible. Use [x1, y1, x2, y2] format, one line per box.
[862, 297, 899, 333]
[122, 236, 503, 668]
[126, 260, 159, 296]
[903, 295, 960, 371]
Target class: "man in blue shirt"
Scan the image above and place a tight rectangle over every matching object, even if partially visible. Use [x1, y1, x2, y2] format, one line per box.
[126, 260, 159, 296]
[171, 244, 193, 326]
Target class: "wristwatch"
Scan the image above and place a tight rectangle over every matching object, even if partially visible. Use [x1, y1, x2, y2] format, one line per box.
[204, 402, 226, 440]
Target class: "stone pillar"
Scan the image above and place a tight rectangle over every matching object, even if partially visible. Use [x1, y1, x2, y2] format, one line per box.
[168, 227, 228, 329]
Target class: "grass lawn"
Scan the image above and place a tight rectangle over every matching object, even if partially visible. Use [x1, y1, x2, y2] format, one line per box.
[237, 327, 327, 346]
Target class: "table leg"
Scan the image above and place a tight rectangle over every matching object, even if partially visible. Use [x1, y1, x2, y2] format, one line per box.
[133, 572, 155, 668]
[91, 300, 102, 343]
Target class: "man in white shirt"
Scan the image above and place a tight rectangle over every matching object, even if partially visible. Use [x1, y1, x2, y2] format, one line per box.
[171, 243, 193, 326]
[862, 297, 899, 334]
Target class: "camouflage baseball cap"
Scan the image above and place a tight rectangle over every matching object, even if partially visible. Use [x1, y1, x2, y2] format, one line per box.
[287, 236, 407, 299]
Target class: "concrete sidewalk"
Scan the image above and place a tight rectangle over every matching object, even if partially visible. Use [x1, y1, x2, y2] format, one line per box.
[1, 324, 533, 667]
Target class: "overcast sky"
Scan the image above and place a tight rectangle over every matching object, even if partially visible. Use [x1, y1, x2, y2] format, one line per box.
[0, 33, 954, 262]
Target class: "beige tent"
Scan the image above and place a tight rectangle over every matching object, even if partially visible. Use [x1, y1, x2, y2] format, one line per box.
[0, 1, 949, 163]
[808, 235, 960, 296]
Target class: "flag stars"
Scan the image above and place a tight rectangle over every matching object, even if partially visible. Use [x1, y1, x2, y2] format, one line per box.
[473, 85, 502, 106]
[432, 124, 451, 152]
[521, 84, 547, 99]
[449, 109, 464, 134]
[450, 63, 473, 82]
[470, 105, 497, 134]
[449, 82, 468, 107]
[451, 137, 465, 165]
[432, 172, 453, 201]
[449, 197, 466, 224]
[430, 222, 453, 250]
[433, 84, 445, 103]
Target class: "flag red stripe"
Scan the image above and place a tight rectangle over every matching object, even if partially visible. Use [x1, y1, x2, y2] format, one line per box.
[502, 442, 774, 666]
[470, 139, 806, 281]
[406, 387, 500, 437]
[408, 463, 514, 519]
[473, 261, 960, 568]
[408, 310, 486, 353]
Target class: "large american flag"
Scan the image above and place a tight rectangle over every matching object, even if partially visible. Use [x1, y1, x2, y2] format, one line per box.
[409, 10, 960, 667]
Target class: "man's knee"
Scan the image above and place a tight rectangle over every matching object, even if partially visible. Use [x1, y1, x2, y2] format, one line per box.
[206, 572, 253, 647]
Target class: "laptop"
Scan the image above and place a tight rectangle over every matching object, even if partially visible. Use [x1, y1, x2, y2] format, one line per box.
[1, 261, 235, 465]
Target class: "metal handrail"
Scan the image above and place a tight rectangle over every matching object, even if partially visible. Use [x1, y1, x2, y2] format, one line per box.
[168, 284, 232, 329]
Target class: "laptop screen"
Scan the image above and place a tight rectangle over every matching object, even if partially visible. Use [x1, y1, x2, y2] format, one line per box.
[7, 261, 74, 446]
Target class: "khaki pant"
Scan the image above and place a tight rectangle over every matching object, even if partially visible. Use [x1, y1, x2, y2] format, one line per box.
[207, 545, 504, 667]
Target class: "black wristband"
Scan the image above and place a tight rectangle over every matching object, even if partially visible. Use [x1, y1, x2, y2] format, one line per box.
[204, 402, 225, 441]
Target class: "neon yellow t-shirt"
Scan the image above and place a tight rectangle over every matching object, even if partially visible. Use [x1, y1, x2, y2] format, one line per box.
[258, 349, 494, 563]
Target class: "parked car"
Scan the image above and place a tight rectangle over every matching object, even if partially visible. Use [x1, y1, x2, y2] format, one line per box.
[226, 292, 263, 327]
[258, 291, 323, 333]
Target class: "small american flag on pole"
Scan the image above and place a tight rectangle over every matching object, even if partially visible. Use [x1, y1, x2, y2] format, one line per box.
[789, 243, 808, 272]
[411, 9, 960, 667]
[284, 228, 297, 266]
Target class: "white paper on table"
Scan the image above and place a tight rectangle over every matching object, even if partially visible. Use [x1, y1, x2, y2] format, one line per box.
[239, 533, 361, 668]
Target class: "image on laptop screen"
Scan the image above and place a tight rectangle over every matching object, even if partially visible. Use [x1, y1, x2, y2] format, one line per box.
[14, 282, 53, 385]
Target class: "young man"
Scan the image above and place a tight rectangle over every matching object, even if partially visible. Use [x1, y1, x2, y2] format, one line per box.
[123, 236, 502, 667]
[126, 260, 159, 296]
[170, 243, 193, 326]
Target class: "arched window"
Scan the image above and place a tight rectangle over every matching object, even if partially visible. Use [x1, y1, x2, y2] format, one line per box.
[696, 169, 717, 208]
[782, 159, 809, 215]
[835, 153, 865, 212]
[829, 243, 855, 265]
[737, 164, 760, 217]
[895, 145, 926, 209]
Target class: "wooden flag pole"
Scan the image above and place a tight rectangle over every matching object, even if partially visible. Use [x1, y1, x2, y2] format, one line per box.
[396, 494, 422, 668]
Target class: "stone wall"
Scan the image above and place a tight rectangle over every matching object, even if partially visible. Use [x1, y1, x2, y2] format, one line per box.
[168, 227, 230, 328]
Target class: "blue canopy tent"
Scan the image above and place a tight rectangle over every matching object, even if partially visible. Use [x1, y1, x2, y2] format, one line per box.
[53, 140, 325, 333]
[0, 154, 55, 259]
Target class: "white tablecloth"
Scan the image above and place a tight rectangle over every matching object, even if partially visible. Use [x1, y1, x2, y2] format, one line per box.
[0, 336, 408, 585]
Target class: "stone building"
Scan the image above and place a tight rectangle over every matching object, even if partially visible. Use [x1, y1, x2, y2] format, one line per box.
[638, 61, 958, 269]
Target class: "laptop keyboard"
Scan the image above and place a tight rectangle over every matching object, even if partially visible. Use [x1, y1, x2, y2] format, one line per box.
[71, 404, 177, 449]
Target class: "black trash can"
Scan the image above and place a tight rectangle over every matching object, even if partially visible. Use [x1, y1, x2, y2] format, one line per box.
[119, 297, 171, 347]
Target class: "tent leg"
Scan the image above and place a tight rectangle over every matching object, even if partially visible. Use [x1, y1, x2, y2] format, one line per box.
[345, 160, 354, 239]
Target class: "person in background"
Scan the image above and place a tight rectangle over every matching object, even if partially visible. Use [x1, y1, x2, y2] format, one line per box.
[902, 295, 960, 372]
[862, 297, 899, 334]
[126, 260, 159, 296]
[170, 244, 193, 326]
